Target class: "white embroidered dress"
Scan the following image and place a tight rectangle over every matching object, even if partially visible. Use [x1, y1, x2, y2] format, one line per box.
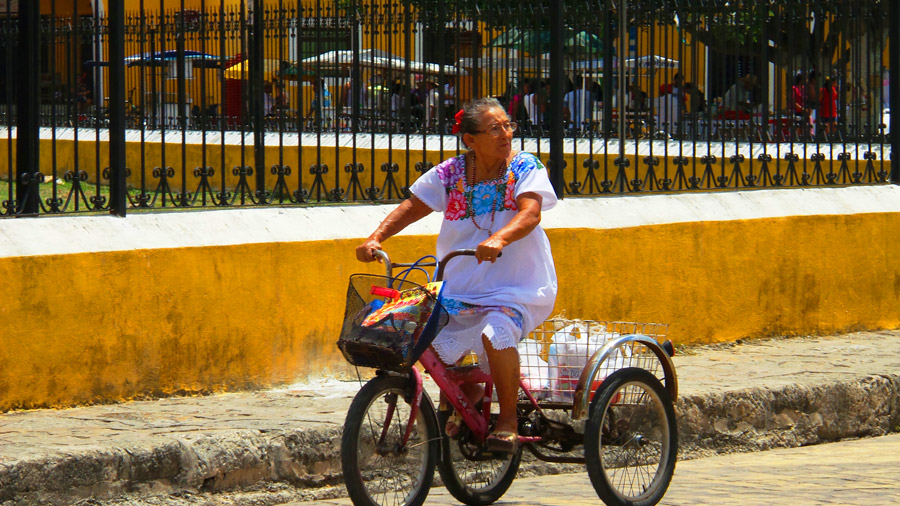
[409, 151, 558, 368]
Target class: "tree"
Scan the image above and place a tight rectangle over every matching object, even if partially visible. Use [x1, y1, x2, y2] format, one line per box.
[633, 0, 888, 70]
[402, 0, 887, 70]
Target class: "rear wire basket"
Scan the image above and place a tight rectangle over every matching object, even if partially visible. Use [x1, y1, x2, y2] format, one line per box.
[338, 274, 449, 372]
[519, 319, 669, 404]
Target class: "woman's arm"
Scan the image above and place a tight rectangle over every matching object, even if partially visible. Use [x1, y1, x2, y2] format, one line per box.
[474, 191, 542, 263]
[356, 196, 434, 262]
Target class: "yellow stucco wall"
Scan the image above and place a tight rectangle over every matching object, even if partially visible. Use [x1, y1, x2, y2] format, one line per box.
[1, 208, 898, 411]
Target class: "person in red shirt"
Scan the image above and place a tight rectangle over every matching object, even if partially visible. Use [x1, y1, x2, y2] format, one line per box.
[791, 72, 809, 138]
[820, 76, 838, 136]
[508, 80, 530, 123]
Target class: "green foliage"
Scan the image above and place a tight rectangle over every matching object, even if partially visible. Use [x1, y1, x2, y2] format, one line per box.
[400, 0, 887, 60]
[638, 0, 887, 59]
[400, 0, 604, 29]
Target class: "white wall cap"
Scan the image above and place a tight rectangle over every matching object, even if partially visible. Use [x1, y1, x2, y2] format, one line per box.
[1, 185, 898, 258]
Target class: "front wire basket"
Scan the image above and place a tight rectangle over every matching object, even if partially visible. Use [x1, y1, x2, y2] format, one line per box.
[338, 274, 448, 372]
[519, 319, 669, 405]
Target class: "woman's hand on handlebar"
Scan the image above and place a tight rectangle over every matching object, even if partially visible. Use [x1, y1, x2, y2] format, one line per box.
[475, 235, 507, 264]
[356, 238, 383, 262]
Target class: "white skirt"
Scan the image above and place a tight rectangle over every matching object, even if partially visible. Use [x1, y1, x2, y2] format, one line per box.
[431, 310, 522, 373]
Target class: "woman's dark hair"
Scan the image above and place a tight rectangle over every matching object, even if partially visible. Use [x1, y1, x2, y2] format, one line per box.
[456, 97, 506, 140]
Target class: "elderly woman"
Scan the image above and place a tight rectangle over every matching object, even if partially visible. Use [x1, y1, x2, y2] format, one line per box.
[355, 97, 557, 452]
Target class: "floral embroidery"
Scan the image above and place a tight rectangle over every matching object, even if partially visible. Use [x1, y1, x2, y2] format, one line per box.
[440, 298, 473, 314]
[441, 297, 525, 330]
[436, 152, 549, 222]
[435, 155, 466, 183]
[503, 171, 518, 210]
[472, 184, 499, 214]
[445, 191, 467, 220]
[508, 152, 545, 182]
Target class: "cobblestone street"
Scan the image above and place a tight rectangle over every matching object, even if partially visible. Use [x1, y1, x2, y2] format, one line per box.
[306, 433, 900, 505]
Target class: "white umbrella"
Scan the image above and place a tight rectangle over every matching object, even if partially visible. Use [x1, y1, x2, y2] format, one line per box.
[626, 55, 680, 69]
[303, 49, 465, 76]
[301, 49, 394, 67]
[572, 55, 680, 72]
[458, 48, 551, 72]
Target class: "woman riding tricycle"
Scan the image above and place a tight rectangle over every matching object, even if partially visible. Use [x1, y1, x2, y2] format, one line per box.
[341, 98, 677, 506]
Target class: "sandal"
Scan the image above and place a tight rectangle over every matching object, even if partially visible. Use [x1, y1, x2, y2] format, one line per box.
[485, 431, 519, 454]
[444, 396, 484, 439]
[445, 410, 463, 438]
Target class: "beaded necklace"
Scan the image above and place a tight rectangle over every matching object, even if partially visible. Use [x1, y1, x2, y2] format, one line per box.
[466, 152, 506, 235]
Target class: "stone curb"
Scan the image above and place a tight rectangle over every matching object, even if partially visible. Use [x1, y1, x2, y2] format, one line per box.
[2, 374, 899, 505]
[678, 374, 900, 454]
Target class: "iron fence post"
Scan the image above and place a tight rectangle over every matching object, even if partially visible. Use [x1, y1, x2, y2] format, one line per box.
[109, 0, 127, 216]
[16, 0, 40, 215]
[252, 0, 266, 197]
[617, 0, 626, 156]
[603, 3, 614, 135]
[176, 12, 187, 132]
[549, 0, 565, 198]
[891, 0, 899, 184]
[351, 9, 361, 134]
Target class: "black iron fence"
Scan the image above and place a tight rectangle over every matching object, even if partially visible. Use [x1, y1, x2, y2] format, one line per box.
[1, 0, 897, 217]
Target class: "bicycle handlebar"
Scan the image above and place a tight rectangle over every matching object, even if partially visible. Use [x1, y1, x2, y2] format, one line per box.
[373, 249, 392, 278]
[435, 249, 501, 281]
[371, 248, 501, 282]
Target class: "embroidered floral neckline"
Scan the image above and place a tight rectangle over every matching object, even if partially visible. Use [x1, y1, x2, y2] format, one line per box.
[465, 153, 505, 234]
[443, 153, 521, 225]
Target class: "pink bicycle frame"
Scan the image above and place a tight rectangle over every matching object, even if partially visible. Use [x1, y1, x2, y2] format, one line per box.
[373, 248, 544, 446]
[416, 347, 544, 445]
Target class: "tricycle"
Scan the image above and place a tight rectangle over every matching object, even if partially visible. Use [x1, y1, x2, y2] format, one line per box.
[337, 249, 678, 506]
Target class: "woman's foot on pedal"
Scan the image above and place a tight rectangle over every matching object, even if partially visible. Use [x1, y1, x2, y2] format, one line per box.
[485, 431, 518, 454]
[486, 417, 519, 454]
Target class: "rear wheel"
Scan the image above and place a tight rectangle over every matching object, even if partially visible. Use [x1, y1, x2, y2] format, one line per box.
[584, 368, 677, 506]
[341, 375, 439, 506]
[436, 409, 521, 505]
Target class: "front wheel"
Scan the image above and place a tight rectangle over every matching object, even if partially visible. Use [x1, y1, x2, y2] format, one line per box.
[341, 374, 439, 506]
[584, 368, 677, 506]
[436, 409, 521, 505]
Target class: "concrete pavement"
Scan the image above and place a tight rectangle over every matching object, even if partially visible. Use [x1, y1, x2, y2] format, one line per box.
[0, 330, 898, 504]
[308, 434, 900, 505]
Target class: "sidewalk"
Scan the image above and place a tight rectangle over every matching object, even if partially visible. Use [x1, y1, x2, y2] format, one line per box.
[1, 330, 898, 504]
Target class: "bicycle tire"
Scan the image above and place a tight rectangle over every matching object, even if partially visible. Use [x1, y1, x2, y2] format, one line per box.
[584, 368, 677, 506]
[436, 409, 521, 505]
[341, 374, 439, 506]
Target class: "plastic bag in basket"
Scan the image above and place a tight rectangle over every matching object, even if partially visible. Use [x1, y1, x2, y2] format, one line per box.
[547, 322, 627, 402]
[518, 339, 550, 398]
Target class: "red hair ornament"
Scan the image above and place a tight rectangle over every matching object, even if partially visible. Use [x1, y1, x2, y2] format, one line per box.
[451, 109, 464, 134]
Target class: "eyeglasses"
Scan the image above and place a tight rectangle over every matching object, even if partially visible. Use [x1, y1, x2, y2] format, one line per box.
[474, 121, 518, 136]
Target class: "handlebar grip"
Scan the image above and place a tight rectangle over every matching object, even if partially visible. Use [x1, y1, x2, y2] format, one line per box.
[371, 249, 392, 278]
[370, 286, 401, 299]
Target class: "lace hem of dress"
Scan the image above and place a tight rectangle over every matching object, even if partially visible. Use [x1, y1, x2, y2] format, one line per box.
[431, 312, 522, 373]
[482, 315, 518, 351]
